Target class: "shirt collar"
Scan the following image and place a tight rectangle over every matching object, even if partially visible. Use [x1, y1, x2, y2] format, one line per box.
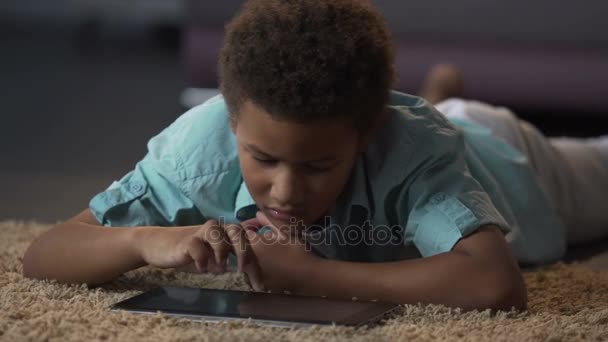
[234, 181, 258, 221]
[328, 155, 373, 227]
[349, 156, 373, 213]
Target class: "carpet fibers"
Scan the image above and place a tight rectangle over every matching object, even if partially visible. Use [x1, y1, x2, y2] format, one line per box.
[1, 221, 607, 341]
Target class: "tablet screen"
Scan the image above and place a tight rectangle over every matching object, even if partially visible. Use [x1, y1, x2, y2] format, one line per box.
[111, 286, 398, 327]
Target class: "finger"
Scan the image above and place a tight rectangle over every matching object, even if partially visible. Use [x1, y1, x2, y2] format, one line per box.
[256, 211, 273, 227]
[204, 219, 219, 226]
[244, 263, 265, 292]
[205, 252, 224, 274]
[256, 211, 288, 240]
[247, 226, 277, 242]
[187, 237, 210, 273]
[249, 228, 277, 244]
[225, 224, 252, 272]
[263, 230, 276, 240]
[240, 217, 264, 232]
[202, 225, 229, 273]
[242, 230, 265, 291]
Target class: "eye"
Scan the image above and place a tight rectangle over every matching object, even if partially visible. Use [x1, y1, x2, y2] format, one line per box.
[303, 164, 331, 174]
[253, 156, 277, 166]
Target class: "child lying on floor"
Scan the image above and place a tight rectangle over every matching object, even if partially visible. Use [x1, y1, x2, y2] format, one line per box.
[23, 0, 608, 311]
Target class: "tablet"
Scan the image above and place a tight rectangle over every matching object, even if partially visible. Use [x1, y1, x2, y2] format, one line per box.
[110, 286, 399, 328]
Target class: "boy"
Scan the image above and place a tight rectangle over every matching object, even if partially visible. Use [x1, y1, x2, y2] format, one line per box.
[23, 0, 607, 311]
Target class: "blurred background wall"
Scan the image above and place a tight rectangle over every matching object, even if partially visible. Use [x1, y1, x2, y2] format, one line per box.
[1, 0, 607, 222]
[186, 0, 608, 44]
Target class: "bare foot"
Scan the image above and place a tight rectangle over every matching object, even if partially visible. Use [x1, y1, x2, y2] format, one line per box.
[419, 63, 465, 104]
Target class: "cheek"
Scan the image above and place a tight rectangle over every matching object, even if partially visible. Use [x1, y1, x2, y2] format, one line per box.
[309, 165, 354, 207]
[239, 156, 270, 196]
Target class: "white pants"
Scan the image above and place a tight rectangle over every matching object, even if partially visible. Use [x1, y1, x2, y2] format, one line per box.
[436, 99, 608, 245]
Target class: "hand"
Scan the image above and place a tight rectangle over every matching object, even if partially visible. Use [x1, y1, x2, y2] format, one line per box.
[245, 212, 322, 294]
[134, 219, 264, 290]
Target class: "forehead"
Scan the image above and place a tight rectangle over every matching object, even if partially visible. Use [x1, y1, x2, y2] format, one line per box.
[233, 101, 359, 161]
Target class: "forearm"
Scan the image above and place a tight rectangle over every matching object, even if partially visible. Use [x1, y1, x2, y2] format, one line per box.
[303, 251, 526, 311]
[22, 221, 147, 286]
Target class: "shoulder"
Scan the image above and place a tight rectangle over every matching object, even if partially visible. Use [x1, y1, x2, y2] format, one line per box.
[366, 91, 464, 175]
[386, 91, 462, 143]
[144, 95, 239, 180]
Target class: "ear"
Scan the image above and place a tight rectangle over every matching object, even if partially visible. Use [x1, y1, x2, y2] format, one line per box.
[357, 110, 388, 153]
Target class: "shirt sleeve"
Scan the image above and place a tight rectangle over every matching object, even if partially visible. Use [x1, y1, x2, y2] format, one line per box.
[88, 105, 213, 227]
[399, 118, 510, 257]
[89, 158, 205, 227]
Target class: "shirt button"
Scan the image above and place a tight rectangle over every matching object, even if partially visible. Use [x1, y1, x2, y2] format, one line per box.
[129, 182, 144, 194]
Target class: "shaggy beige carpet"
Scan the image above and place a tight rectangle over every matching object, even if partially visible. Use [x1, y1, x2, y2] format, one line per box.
[1, 221, 607, 341]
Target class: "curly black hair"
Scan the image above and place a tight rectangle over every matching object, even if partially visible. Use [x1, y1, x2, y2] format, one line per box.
[219, 0, 395, 131]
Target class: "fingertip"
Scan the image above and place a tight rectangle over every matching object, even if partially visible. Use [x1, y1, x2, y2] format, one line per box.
[240, 217, 262, 230]
[215, 255, 228, 271]
[195, 261, 206, 274]
[256, 211, 271, 225]
[205, 218, 219, 227]
[263, 231, 274, 240]
[254, 282, 266, 292]
[219, 259, 228, 273]
[245, 229, 257, 241]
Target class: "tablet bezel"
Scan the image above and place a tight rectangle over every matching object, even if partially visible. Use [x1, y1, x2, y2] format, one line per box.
[109, 286, 399, 328]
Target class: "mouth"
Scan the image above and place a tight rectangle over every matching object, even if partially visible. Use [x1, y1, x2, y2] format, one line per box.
[265, 207, 301, 224]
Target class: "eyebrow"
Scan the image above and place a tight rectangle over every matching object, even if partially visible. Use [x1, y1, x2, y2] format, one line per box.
[245, 144, 338, 163]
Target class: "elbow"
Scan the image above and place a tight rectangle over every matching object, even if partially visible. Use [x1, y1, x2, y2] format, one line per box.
[22, 228, 58, 281]
[22, 265, 42, 281]
[22, 240, 45, 280]
[480, 273, 528, 312]
[22, 246, 39, 280]
[490, 282, 527, 312]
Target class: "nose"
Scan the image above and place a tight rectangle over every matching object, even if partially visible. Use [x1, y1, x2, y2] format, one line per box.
[270, 167, 303, 206]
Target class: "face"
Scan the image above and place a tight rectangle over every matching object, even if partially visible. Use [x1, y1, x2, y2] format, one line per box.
[231, 101, 364, 230]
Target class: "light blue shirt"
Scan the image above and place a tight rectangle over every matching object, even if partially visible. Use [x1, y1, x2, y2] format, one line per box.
[90, 91, 566, 264]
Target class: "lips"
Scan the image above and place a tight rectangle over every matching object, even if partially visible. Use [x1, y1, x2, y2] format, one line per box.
[265, 207, 299, 223]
